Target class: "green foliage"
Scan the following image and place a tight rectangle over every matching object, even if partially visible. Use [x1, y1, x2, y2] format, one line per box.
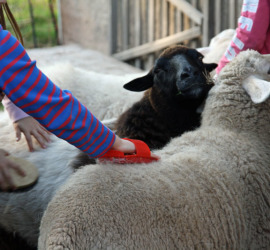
[5, 0, 58, 48]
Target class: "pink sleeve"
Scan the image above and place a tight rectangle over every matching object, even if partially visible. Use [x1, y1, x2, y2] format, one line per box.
[216, 0, 270, 74]
[2, 95, 29, 122]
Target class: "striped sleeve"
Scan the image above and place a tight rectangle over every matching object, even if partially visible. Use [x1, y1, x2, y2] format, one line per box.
[0, 26, 115, 157]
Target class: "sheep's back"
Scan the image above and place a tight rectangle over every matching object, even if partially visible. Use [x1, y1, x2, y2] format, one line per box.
[39, 127, 270, 249]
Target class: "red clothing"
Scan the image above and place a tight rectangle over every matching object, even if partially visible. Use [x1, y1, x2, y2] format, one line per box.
[216, 0, 270, 74]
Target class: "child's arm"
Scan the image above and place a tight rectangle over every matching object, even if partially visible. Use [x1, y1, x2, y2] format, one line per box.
[0, 25, 115, 158]
[2, 95, 29, 122]
[216, 0, 270, 74]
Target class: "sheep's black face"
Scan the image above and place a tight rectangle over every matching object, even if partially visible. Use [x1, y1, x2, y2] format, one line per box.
[124, 45, 217, 101]
[153, 48, 217, 99]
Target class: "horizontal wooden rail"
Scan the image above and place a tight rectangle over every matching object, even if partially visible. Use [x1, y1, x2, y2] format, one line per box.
[113, 26, 201, 61]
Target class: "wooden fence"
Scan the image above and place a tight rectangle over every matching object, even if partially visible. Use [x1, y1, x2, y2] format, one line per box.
[111, 0, 243, 69]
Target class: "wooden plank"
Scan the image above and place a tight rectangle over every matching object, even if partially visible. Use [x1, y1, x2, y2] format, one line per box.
[154, 0, 160, 40]
[175, 8, 180, 32]
[202, 0, 209, 47]
[113, 26, 201, 61]
[148, 0, 154, 42]
[122, 0, 129, 50]
[166, 0, 203, 25]
[161, 0, 168, 37]
[183, 12, 190, 45]
[229, 0, 235, 28]
[169, 3, 174, 35]
[134, 0, 140, 46]
[189, 0, 198, 48]
[134, 0, 141, 67]
[141, 0, 147, 44]
[146, 0, 155, 69]
[215, 0, 221, 35]
[110, 0, 118, 53]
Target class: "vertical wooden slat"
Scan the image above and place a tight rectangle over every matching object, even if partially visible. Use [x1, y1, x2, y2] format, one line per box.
[146, 0, 155, 70]
[202, 0, 209, 47]
[175, 9, 181, 33]
[128, 0, 134, 49]
[190, 0, 197, 48]
[215, 0, 221, 35]
[122, 0, 129, 50]
[110, 0, 118, 53]
[154, 0, 160, 40]
[161, 0, 168, 38]
[229, 0, 236, 28]
[169, 3, 174, 35]
[134, 0, 141, 67]
[148, 0, 154, 42]
[141, 0, 147, 44]
[183, 12, 190, 45]
[117, 0, 123, 51]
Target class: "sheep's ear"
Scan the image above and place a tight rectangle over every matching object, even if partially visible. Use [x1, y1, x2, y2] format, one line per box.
[243, 75, 270, 104]
[204, 63, 218, 72]
[123, 72, 153, 92]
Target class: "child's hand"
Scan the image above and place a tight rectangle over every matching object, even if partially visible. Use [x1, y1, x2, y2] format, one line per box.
[0, 149, 25, 190]
[112, 135, 160, 160]
[13, 116, 51, 152]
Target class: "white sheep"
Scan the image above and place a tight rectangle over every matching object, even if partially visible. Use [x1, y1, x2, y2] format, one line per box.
[39, 50, 270, 249]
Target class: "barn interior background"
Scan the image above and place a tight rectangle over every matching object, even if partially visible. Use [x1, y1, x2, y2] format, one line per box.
[59, 0, 243, 70]
[5, 0, 243, 70]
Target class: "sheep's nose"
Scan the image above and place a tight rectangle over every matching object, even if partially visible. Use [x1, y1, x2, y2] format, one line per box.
[181, 72, 190, 79]
[181, 69, 199, 79]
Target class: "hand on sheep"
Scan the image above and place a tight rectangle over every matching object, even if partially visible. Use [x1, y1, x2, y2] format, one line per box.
[112, 135, 160, 160]
[0, 149, 25, 190]
[13, 117, 51, 152]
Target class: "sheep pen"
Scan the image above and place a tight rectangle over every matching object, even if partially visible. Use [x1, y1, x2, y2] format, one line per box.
[0, 30, 233, 248]
[39, 50, 270, 249]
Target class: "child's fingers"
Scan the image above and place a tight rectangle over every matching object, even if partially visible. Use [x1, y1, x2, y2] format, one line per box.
[32, 131, 47, 149]
[24, 132, 34, 152]
[150, 153, 160, 160]
[38, 126, 51, 143]
[15, 127, 21, 142]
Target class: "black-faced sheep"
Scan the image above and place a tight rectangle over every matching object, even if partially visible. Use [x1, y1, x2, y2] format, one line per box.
[39, 50, 270, 249]
[71, 45, 217, 169]
[115, 45, 217, 149]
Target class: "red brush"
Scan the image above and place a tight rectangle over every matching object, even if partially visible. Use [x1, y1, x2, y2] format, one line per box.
[98, 138, 159, 164]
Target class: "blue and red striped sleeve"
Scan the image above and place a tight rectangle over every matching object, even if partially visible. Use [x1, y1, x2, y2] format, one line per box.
[0, 25, 116, 157]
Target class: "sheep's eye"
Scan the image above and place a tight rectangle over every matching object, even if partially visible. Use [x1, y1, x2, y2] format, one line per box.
[198, 56, 203, 61]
